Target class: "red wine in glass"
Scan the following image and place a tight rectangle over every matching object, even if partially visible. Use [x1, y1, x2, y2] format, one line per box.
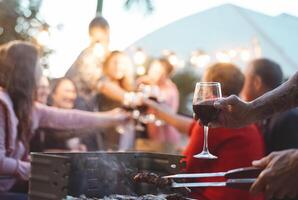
[193, 100, 220, 126]
[136, 105, 148, 113]
[193, 82, 222, 159]
[148, 96, 159, 102]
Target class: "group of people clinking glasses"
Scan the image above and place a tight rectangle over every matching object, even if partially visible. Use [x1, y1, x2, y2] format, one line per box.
[0, 14, 298, 200]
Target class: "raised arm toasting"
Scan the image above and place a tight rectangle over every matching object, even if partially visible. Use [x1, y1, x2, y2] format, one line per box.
[208, 70, 298, 199]
[0, 41, 128, 193]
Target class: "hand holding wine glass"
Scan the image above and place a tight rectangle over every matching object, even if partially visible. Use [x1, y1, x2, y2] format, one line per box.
[138, 84, 165, 125]
[193, 82, 222, 159]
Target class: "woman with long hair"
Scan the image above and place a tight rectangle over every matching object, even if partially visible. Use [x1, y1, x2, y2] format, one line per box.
[96, 50, 136, 150]
[0, 41, 127, 192]
[97, 50, 135, 110]
[137, 58, 180, 153]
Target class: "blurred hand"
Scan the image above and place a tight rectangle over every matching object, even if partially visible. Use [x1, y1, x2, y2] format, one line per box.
[143, 98, 160, 111]
[16, 161, 30, 180]
[132, 92, 144, 107]
[66, 138, 87, 152]
[143, 99, 174, 117]
[209, 95, 253, 128]
[251, 149, 298, 199]
[111, 108, 131, 124]
[136, 76, 152, 86]
[123, 92, 143, 107]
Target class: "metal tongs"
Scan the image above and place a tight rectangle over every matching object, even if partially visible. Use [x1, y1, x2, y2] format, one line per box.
[164, 167, 262, 190]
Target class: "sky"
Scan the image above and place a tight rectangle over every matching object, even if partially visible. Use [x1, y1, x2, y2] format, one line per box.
[39, 0, 298, 77]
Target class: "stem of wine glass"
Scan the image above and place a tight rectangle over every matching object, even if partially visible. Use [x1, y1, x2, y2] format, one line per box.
[193, 124, 217, 159]
[202, 125, 209, 153]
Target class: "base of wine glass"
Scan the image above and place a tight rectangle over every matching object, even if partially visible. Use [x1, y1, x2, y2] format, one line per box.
[193, 151, 218, 159]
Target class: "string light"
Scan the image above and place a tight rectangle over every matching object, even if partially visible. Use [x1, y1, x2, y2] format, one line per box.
[228, 49, 237, 58]
[241, 49, 251, 61]
[130, 45, 256, 75]
[161, 50, 183, 68]
[216, 51, 231, 63]
[168, 54, 178, 66]
[136, 65, 146, 76]
[190, 50, 211, 67]
[133, 49, 146, 66]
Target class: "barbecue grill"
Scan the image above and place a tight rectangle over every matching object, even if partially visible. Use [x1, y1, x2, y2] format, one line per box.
[29, 152, 186, 200]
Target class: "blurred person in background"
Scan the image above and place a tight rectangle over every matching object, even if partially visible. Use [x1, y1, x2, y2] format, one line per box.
[241, 58, 298, 200]
[137, 58, 180, 153]
[0, 41, 127, 195]
[208, 69, 298, 199]
[144, 63, 265, 200]
[97, 51, 134, 110]
[42, 78, 92, 152]
[241, 58, 298, 156]
[66, 15, 110, 111]
[36, 75, 50, 104]
[30, 75, 50, 152]
[50, 78, 78, 109]
[96, 50, 135, 150]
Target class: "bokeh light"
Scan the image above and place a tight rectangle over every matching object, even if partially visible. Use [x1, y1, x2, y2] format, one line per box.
[36, 30, 50, 46]
[133, 48, 146, 66]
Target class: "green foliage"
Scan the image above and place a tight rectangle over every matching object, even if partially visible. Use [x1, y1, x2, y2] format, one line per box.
[0, 0, 51, 68]
[0, 0, 47, 44]
[124, 0, 154, 14]
[172, 66, 201, 116]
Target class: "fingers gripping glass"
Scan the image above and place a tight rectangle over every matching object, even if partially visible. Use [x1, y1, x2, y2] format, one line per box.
[193, 82, 222, 159]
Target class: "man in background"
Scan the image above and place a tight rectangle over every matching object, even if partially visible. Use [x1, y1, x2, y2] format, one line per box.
[241, 58, 298, 156]
[66, 15, 110, 111]
[145, 63, 264, 200]
[208, 64, 298, 199]
[241, 58, 298, 200]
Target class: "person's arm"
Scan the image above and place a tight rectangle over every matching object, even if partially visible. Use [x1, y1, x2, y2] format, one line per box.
[0, 104, 30, 180]
[35, 103, 127, 130]
[211, 72, 298, 128]
[251, 149, 298, 199]
[136, 75, 152, 86]
[145, 99, 192, 134]
[98, 81, 126, 103]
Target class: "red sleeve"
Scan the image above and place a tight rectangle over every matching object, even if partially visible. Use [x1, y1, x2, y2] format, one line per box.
[188, 120, 197, 137]
[184, 125, 265, 200]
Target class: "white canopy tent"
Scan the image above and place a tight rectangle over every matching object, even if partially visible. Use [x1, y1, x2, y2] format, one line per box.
[131, 4, 298, 77]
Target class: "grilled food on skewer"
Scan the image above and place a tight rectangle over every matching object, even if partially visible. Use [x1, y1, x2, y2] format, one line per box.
[133, 172, 172, 188]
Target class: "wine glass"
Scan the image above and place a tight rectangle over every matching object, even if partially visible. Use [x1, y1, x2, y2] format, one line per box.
[141, 85, 161, 124]
[193, 82, 222, 159]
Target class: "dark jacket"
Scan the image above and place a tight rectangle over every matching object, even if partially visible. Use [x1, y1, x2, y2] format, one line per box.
[261, 108, 298, 200]
[262, 108, 298, 154]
